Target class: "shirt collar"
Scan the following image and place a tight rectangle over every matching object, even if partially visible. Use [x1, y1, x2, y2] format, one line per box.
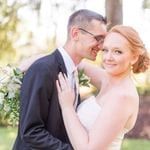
[58, 47, 76, 75]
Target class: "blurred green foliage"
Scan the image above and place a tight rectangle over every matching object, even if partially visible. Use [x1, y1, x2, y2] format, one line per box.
[0, 0, 149, 127]
[122, 138, 150, 150]
[0, 66, 23, 126]
[78, 69, 90, 87]
[0, 127, 150, 150]
[0, 66, 90, 126]
[134, 71, 150, 96]
[0, 0, 26, 65]
[143, 0, 150, 9]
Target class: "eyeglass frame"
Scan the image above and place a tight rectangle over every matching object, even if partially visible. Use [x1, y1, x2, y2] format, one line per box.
[78, 27, 105, 44]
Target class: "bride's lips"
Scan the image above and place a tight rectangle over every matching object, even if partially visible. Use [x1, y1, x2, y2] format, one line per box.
[104, 62, 117, 67]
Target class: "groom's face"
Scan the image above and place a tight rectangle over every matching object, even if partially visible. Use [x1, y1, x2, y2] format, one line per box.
[78, 20, 107, 61]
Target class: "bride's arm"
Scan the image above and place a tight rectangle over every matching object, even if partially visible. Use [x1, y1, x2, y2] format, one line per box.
[56, 73, 89, 150]
[62, 96, 133, 150]
[78, 59, 105, 89]
[57, 73, 134, 150]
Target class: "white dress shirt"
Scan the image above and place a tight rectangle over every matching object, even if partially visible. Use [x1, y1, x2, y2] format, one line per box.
[58, 47, 79, 107]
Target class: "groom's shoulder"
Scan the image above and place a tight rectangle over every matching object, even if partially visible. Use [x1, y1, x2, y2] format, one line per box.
[36, 49, 59, 63]
[30, 49, 59, 69]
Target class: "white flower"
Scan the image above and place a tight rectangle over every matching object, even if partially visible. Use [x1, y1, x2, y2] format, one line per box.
[7, 91, 16, 99]
[0, 92, 5, 104]
[0, 65, 23, 125]
[4, 105, 10, 112]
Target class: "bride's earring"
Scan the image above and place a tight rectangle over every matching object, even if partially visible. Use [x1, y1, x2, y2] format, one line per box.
[131, 65, 133, 70]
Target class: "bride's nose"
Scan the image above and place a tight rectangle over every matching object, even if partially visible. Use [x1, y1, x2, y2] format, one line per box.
[104, 51, 114, 61]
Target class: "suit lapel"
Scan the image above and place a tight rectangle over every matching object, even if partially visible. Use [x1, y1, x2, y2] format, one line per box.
[54, 49, 81, 109]
[54, 49, 68, 76]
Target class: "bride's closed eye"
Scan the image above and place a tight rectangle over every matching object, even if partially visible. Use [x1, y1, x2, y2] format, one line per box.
[101, 48, 108, 53]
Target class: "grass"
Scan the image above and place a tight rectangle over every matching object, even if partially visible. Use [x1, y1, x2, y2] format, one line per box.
[122, 138, 150, 150]
[0, 127, 150, 150]
[0, 127, 17, 150]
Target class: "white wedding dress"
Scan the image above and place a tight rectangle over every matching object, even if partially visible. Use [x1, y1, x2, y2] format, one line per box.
[77, 96, 129, 150]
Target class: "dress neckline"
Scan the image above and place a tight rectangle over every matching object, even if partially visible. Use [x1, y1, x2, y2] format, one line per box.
[90, 96, 102, 107]
[89, 96, 131, 133]
[84, 96, 102, 109]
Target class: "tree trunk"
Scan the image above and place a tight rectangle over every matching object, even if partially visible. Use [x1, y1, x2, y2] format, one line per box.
[105, 0, 123, 30]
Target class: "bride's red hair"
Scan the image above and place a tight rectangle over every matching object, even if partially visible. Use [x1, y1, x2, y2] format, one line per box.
[109, 25, 150, 73]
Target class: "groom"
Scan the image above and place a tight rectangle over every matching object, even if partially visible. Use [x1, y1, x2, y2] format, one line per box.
[13, 9, 107, 150]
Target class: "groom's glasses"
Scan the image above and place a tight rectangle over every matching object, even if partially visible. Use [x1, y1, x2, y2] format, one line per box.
[78, 28, 105, 44]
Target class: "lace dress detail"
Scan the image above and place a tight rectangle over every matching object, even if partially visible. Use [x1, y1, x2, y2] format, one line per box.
[77, 96, 129, 150]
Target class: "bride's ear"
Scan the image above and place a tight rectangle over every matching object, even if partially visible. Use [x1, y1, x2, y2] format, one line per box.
[130, 54, 139, 65]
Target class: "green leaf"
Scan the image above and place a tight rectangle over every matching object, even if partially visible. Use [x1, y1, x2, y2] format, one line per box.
[78, 69, 90, 87]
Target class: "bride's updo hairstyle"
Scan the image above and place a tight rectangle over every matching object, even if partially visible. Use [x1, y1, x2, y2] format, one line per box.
[109, 25, 150, 73]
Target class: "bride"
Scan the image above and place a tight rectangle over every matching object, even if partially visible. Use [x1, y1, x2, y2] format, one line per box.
[56, 25, 150, 150]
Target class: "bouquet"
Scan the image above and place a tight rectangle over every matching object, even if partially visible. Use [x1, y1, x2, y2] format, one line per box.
[0, 64, 90, 126]
[0, 65, 23, 126]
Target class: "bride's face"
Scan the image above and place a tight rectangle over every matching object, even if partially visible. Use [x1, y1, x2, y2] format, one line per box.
[101, 32, 136, 76]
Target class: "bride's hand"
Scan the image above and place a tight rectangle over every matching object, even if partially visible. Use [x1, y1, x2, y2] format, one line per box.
[56, 72, 75, 110]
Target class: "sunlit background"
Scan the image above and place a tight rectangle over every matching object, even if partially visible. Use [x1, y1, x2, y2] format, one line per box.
[0, 0, 150, 65]
[0, 0, 150, 150]
[1, 0, 149, 90]
[17, 0, 150, 55]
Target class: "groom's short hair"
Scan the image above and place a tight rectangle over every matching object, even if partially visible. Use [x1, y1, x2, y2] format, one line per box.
[67, 9, 107, 33]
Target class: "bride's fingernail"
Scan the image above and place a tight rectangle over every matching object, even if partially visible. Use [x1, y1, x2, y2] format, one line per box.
[59, 72, 63, 77]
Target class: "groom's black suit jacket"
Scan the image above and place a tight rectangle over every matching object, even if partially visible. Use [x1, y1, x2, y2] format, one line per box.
[13, 49, 79, 150]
